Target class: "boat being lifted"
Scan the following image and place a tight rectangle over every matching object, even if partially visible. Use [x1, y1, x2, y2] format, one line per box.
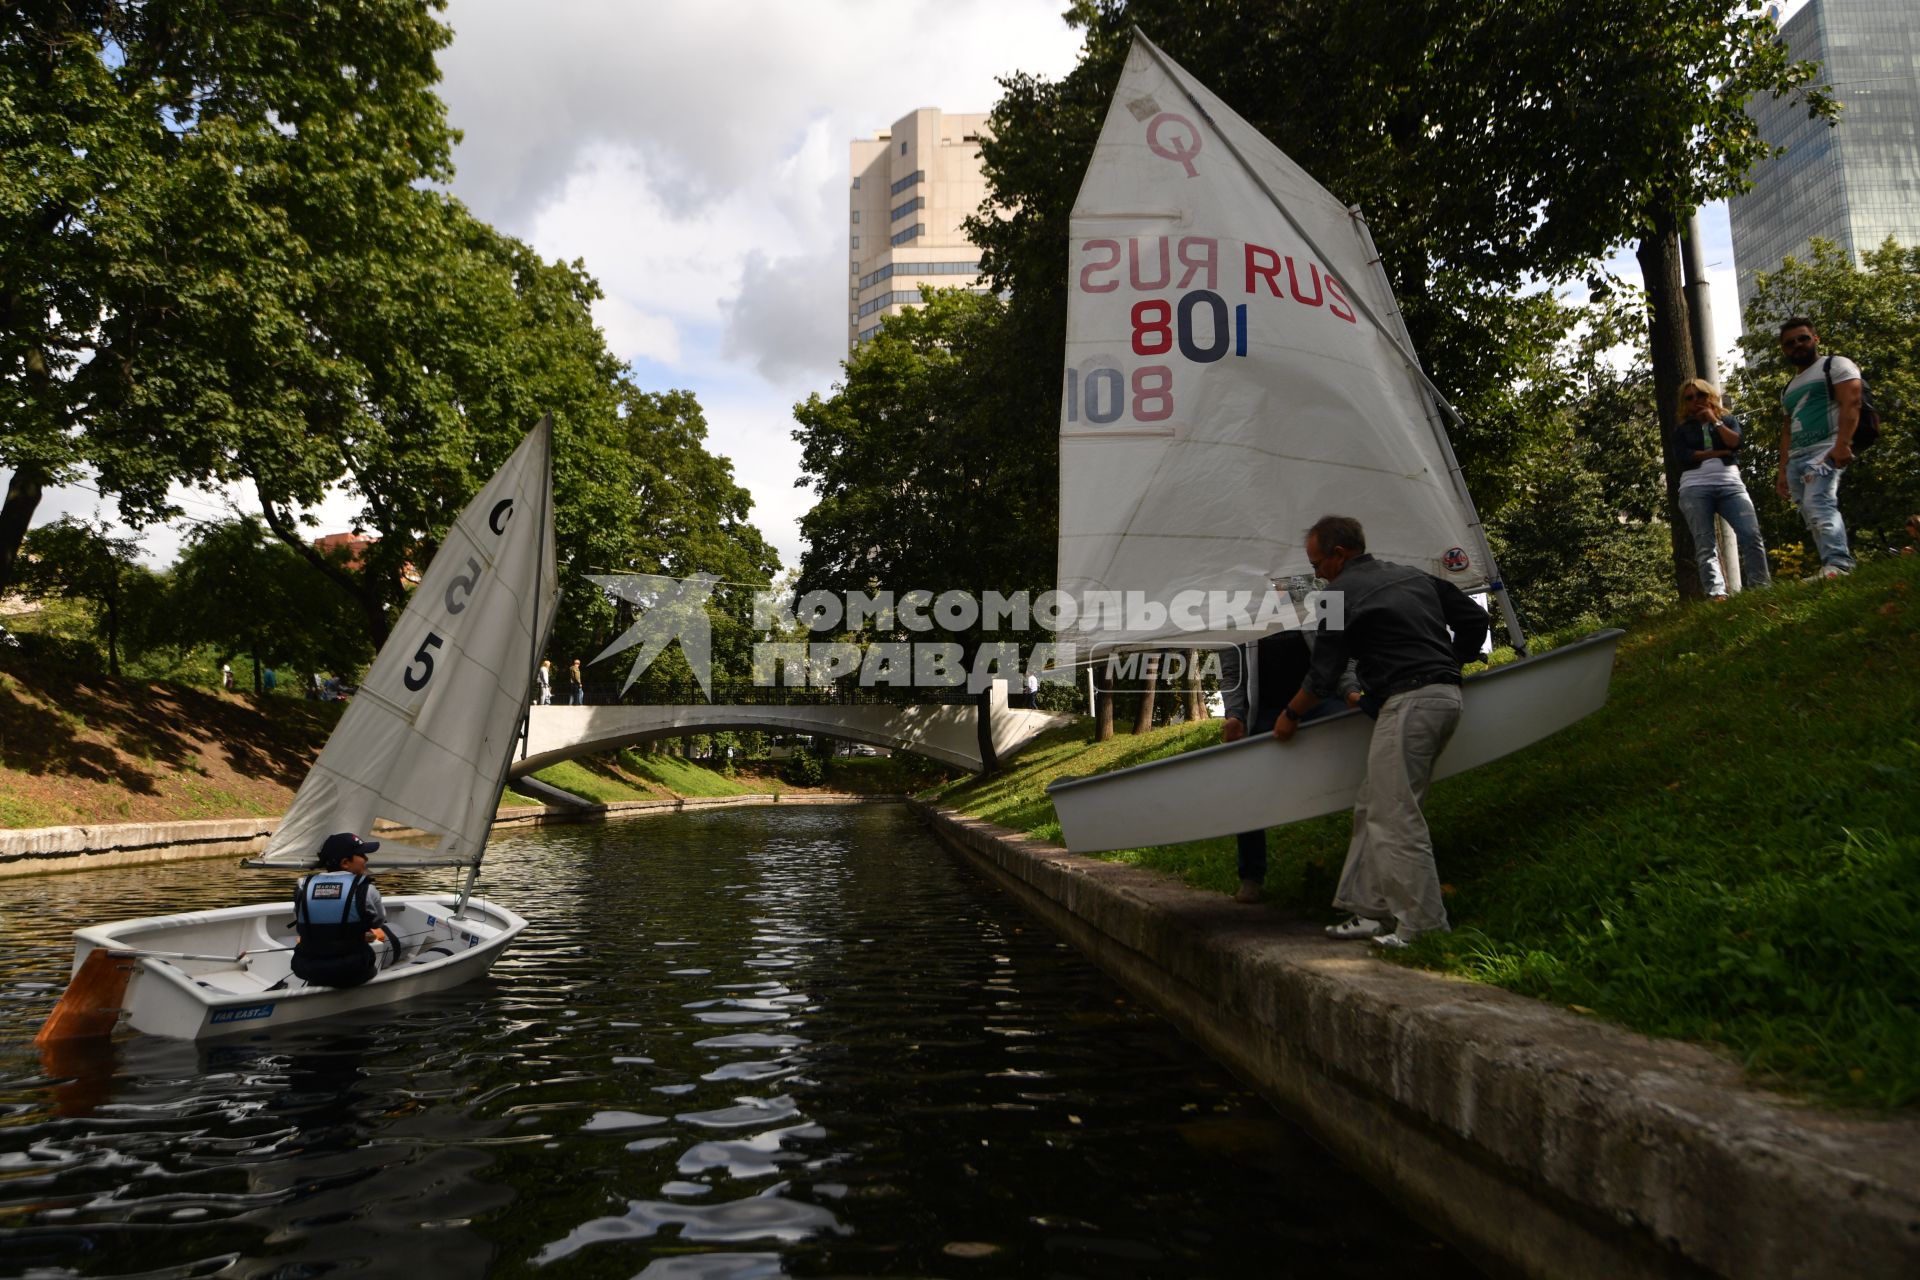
[1041, 33, 1622, 852]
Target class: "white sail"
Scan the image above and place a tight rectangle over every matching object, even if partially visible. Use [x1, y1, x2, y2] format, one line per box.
[253, 418, 559, 868]
[1059, 33, 1491, 652]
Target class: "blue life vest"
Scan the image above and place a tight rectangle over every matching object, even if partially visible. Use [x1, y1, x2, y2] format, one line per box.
[295, 872, 373, 941]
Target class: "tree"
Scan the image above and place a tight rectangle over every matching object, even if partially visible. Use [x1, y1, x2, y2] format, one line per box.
[1485, 296, 1674, 632]
[793, 290, 1055, 756]
[13, 517, 160, 676]
[1, 0, 460, 597]
[2, 2, 779, 690]
[1728, 238, 1920, 558]
[164, 517, 373, 687]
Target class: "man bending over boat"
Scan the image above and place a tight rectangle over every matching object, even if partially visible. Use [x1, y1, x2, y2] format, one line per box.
[1271, 516, 1488, 949]
[291, 833, 392, 988]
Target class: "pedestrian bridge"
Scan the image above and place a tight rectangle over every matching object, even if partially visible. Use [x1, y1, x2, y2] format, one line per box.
[509, 681, 1072, 778]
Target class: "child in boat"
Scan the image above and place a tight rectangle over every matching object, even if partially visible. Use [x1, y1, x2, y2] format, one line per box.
[291, 833, 392, 988]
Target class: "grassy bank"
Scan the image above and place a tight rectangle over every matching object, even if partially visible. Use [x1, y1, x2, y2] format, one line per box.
[0, 667, 801, 824]
[0, 662, 345, 827]
[927, 556, 1920, 1108]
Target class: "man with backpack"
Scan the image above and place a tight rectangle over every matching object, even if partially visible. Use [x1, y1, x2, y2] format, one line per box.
[1776, 317, 1867, 579]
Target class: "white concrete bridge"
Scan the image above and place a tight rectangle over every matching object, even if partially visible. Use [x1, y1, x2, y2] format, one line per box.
[510, 681, 1071, 779]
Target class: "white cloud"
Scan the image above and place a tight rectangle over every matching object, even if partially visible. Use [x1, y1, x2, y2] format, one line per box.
[592, 294, 682, 368]
[430, 0, 1084, 567]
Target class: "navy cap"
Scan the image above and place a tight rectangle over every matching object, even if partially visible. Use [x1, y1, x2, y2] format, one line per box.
[319, 832, 380, 868]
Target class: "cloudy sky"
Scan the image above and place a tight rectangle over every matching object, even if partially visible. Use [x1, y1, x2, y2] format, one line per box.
[23, 0, 1795, 571]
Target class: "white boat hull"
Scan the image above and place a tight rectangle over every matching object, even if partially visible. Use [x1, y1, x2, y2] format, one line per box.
[65, 894, 527, 1040]
[1047, 629, 1623, 853]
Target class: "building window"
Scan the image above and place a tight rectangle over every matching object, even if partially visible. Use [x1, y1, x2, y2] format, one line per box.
[857, 259, 981, 291]
[889, 169, 924, 197]
[899, 140, 908, 155]
[851, 235, 860, 249]
[851, 210, 860, 224]
[890, 195, 925, 223]
[852, 177, 860, 189]
[856, 289, 927, 320]
[890, 223, 924, 246]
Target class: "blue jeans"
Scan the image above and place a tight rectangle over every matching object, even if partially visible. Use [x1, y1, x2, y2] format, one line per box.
[1677, 484, 1771, 596]
[1786, 444, 1855, 571]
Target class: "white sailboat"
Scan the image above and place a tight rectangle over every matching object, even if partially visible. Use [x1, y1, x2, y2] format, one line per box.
[37, 419, 558, 1041]
[1046, 35, 1621, 853]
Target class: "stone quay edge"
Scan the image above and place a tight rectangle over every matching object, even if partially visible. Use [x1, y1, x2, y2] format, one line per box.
[909, 800, 1920, 1280]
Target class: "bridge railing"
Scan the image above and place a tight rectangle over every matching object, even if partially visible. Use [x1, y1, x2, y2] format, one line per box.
[550, 679, 976, 709]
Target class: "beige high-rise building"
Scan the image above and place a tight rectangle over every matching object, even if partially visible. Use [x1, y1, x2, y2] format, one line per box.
[849, 108, 990, 347]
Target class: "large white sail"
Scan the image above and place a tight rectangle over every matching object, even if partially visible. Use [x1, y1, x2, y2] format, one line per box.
[254, 418, 559, 868]
[1059, 34, 1491, 652]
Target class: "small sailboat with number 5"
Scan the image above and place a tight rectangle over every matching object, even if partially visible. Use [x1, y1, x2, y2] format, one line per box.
[36, 419, 558, 1042]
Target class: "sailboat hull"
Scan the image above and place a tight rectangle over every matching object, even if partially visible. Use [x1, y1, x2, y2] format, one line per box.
[62, 895, 527, 1041]
[1047, 629, 1623, 853]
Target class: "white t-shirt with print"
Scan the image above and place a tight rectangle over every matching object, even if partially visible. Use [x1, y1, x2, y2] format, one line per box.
[1782, 355, 1861, 452]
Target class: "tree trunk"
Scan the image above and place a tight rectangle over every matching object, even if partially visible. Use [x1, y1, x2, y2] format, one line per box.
[1094, 660, 1114, 742]
[0, 464, 47, 598]
[103, 578, 121, 679]
[1636, 209, 1703, 600]
[1132, 653, 1159, 735]
[1183, 648, 1204, 721]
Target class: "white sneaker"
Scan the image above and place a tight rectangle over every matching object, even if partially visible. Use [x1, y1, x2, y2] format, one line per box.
[1370, 932, 1413, 950]
[1802, 565, 1851, 582]
[1325, 915, 1385, 940]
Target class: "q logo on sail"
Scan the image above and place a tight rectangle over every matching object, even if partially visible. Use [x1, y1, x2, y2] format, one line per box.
[1146, 113, 1202, 178]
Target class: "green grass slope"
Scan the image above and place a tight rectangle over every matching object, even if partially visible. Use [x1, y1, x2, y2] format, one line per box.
[504, 749, 765, 806]
[929, 556, 1920, 1107]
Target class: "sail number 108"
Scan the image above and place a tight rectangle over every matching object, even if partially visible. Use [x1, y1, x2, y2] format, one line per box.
[1064, 289, 1249, 426]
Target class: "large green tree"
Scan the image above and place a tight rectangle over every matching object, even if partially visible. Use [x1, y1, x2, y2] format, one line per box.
[1, 0, 458, 596]
[2, 1, 778, 671]
[794, 290, 1051, 608]
[1728, 237, 1920, 559]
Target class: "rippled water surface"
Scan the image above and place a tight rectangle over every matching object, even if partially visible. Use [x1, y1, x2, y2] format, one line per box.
[1, 805, 1479, 1277]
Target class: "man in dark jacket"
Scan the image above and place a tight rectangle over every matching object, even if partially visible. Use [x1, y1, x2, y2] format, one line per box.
[1272, 516, 1488, 948]
[291, 832, 391, 988]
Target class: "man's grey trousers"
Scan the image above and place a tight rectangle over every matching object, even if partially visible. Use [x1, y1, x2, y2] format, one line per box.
[1332, 683, 1463, 937]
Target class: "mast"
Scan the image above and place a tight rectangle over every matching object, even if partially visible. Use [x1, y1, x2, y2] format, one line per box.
[459, 414, 557, 916]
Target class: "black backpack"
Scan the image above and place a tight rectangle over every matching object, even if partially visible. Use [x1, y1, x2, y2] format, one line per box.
[1826, 356, 1883, 453]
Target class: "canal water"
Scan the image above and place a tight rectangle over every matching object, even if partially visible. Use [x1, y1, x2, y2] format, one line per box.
[0, 805, 1479, 1278]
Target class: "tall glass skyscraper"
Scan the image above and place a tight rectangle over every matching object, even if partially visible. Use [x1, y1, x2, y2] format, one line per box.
[1728, 0, 1920, 321]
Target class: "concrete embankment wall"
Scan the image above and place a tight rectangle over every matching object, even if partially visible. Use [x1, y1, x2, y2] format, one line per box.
[911, 801, 1920, 1280]
[0, 792, 897, 878]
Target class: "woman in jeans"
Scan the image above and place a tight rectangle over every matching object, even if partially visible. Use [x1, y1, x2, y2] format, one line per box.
[1672, 378, 1770, 599]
